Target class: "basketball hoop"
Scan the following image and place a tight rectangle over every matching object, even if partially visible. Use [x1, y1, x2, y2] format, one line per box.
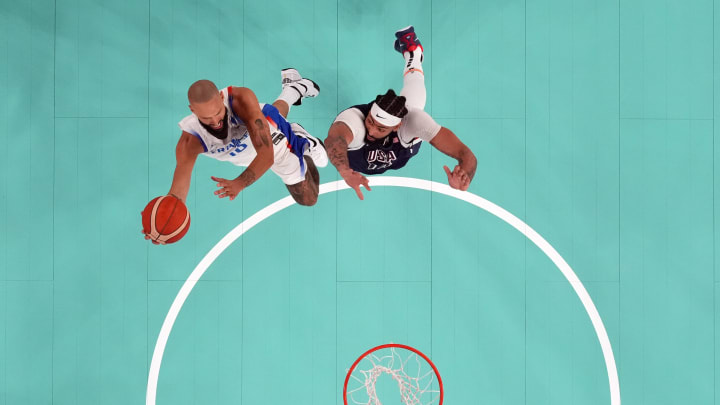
[343, 343, 443, 405]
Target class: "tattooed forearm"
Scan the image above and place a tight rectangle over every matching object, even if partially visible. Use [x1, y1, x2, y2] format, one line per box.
[326, 127, 351, 172]
[457, 149, 478, 181]
[253, 118, 271, 148]
[238, 167, 258, 189]
[234, 117, 273, 192]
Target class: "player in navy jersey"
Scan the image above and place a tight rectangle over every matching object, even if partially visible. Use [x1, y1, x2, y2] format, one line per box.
[325, 26, 477, 200]
[143, 69, 326, 244]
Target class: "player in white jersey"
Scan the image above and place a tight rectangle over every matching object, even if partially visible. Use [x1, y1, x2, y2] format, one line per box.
[325, 26, 477, 200]
[143, 69, 327, 244]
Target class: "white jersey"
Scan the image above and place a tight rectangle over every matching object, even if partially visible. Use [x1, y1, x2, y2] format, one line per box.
[177, 86, 314, 185]
[178, 86, 270, 167]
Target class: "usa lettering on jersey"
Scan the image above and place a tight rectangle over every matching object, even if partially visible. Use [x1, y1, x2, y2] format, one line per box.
[367, 150, 397, 171]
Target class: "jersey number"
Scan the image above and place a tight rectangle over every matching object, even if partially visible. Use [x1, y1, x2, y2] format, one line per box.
[228, 143, 247, 156]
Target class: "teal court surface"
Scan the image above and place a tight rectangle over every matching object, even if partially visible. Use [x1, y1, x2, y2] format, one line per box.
[0, 0, 717, 404]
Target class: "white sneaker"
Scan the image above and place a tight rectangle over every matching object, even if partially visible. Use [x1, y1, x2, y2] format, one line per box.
[291, 123, 328, 168]
[280, 68, 320, 105]
[281, 68, 302, 85]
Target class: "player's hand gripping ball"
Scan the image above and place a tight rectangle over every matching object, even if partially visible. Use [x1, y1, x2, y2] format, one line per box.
[141, 195, 190, 245]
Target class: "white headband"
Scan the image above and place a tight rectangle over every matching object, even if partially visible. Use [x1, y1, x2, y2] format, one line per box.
[370, 103, 402, 127]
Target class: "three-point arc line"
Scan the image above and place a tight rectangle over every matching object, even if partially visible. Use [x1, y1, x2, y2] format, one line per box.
[146, 176, 621, 405]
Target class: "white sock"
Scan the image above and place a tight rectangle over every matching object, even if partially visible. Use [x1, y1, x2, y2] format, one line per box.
[403, 49, 424, 76]
[400, 72, 427, 110]
[276, 85, 301, 108]
[400, 48, 426, 110]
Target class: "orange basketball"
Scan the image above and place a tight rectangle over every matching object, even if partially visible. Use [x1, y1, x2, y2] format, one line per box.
[142, 195, 190, 244]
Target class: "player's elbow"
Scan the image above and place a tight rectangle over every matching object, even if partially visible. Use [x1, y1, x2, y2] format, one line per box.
[325, 130, 339, 145]
[459, 145, 476, 166]
[466, 148, 477, 165]
[326, 123, 350, 147]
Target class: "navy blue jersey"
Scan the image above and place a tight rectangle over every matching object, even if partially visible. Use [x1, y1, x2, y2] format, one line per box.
[346, 102, 422, 175]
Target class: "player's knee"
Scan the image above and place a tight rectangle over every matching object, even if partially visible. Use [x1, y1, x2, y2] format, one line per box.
[287, 176, 318, 206]
[295, 192, 318, 206]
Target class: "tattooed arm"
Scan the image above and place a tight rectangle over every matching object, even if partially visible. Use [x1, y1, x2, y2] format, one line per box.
[232, 87, 274, 187]
[325, 121, 371, 200]
[429, 127, 477, 191]
[210, 87, 274, 201]
[325, 122, 353, 174]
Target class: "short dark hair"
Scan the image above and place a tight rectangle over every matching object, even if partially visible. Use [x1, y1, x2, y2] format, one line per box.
[374, 89, 408, 119]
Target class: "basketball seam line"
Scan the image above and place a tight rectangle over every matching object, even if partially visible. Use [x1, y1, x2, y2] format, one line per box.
[156, 197, 180, 242]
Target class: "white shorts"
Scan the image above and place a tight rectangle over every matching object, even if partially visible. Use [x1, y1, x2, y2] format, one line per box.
[270, 122, 308, 185]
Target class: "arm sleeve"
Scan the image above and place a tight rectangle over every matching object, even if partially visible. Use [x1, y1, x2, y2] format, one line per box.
[333, 108, 367, 150]
[398, 108, 442, 144]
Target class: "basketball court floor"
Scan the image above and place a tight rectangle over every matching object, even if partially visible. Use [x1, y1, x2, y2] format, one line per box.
[1, 0, 716, 403]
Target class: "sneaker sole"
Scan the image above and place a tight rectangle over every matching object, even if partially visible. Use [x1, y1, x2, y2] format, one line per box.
[291, 79, 321, 106]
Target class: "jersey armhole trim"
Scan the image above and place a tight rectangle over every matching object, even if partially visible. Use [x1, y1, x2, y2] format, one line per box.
[188, 130, 208, 152]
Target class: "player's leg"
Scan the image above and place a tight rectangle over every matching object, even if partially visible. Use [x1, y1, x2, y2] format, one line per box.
[272, 151, 321, 207]
[270, 123, 326, 206]
[273, 100, 291, 118]
[290, 122, 327, 168]
[285, 156, 320, 206]
[273, 68, 320, 118]
[395, 26, 426, 110]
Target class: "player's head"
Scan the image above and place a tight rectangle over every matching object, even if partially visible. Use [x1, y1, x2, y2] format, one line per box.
[365, 89, 408, 142]
[188, 80, 226, 131]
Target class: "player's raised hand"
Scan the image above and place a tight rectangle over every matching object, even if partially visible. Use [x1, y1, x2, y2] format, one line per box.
[341, 169, 372, 200]
[443, 165, 471, 191]
[211, 176, 243, 201]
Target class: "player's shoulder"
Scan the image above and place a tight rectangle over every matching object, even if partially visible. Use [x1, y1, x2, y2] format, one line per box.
[404, 107, 432, 121]
[227, 85, 255, 99]
[177, 114, 205, 150]
[177, 130, 206, 155]
[179, 113, 198, 127]
[334, 107, 365, 134]
[335, 106, 364, 122]
[400, 107, 437, 132]
[227, 86, 263, 115]
[334, 107, 366, 149]
[178, 112, 203, 134]
[399, 107, 441, 143]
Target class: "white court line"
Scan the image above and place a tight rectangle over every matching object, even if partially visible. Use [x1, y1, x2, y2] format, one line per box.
[146, 177, 621, 405]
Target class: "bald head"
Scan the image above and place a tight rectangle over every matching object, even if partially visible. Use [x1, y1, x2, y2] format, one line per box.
[188, 80, 220, 105]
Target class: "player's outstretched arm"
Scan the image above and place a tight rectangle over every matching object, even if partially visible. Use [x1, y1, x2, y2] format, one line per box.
[429, 127, 477, 191]
[168, 131, 204, 202]
[143, 133, 200, 244]
[211, 87, 275, 201]
[325, 121, 371, 200]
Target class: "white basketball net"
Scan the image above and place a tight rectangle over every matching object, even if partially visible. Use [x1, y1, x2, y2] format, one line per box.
[346, 347, 441, 405]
